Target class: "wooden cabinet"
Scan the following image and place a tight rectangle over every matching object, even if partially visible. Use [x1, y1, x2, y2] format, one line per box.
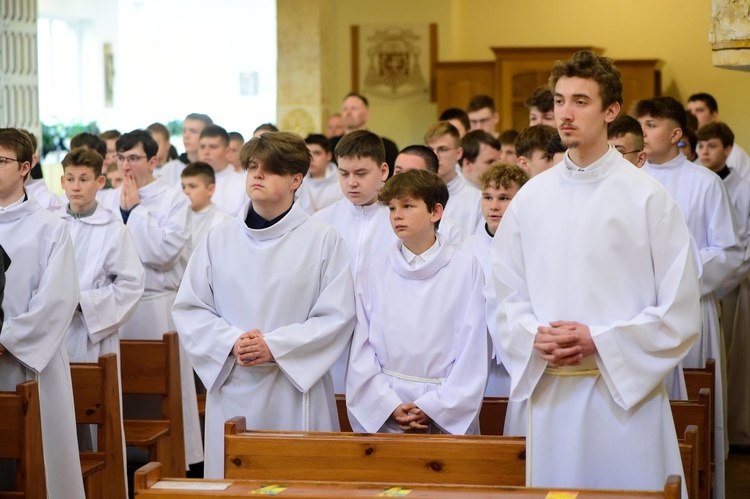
[434, 47, 661, 132]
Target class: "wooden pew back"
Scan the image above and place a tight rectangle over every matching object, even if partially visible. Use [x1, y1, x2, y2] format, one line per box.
[679, 425, 699, 499]
[224, 417, 525, 486]
[70, 353, 126, 499]
[0, 381, 46, 499]
[120, 331, 186, 477]
[671, 388, 711, 499]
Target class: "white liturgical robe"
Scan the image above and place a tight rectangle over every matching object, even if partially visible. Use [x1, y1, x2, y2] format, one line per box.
[728, 143, 750, 183]
[717, 168, 750, 446]
[315, 199, 397, 392]
[296, 163, 344, 214]
[173, 202, 356, 478]
[444, 175, 483, 240]
[25, 178, 61, 210]
[492, 148, 700, 494]
[461, 227, 511, 398]
[347, 234, 489, 435]
[102, 177, 203, 466]
[212, 167, 247, 216]
[187, 203, 232, 257]
[0, 195, 85, 499]
[644, 153, 742, 499]
[54, 203, 145, 362]
[155, 157, 187, 186]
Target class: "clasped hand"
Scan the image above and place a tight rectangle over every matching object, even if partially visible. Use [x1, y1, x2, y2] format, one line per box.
[392, 402, 431, 431]
[233, 329, 273, 366]
[533, 320, 596, 367]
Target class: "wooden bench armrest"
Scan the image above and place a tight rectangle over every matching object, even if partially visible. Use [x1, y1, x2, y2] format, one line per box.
[124, 420, 171, 446]
[134, 462, 163, 491]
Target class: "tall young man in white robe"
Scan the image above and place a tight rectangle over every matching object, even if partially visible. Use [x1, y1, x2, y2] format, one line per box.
[637, 98, 744, 499]
[296, 134, 343, 214]
[462, 162, 528, 405]
[491, 51, 700, 495]
[173, 132, 355, 478]
[198, 125, 247, 216]
[347, 169, 488, 434]
[104, 130, 203, 470]
[314, 130, 394, 393]
[697, 121, 750, 448]
[424, 122, 483, 239]
[0, 128, 86, 499]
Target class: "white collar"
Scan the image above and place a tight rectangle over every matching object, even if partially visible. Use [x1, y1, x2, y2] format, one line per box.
[400, 235, 440, 270]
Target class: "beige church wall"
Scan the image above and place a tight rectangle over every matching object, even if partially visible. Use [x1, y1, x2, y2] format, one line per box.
[326, 0, 750, 149]
[325, 0, 454, 148]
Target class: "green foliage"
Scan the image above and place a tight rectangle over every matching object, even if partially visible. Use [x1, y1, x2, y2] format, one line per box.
[41, 121, 99, 157]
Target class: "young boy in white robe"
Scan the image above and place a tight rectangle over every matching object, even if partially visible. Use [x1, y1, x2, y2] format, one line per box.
[181, 161, 233, 257]
[56, 147, 145, 364]
[314, 130, 394, 393]
[0, 128, 86, 498]
[637, 97, 744, 499]
[55, 147, 144, 494]
[462, 162, 528, 406]
[697, 121, 750, 448]
[492, 51, 700, 495]
[346, 169, 488, 435]
[393, 145, 465, 246]
[172, 132, 356, 478]
[105, 129, 203, 470]
[198, 125, 247, 216]
[607, 115, 647, 167]
[424, 122, 483, 238]
[296, 134, 343, 214]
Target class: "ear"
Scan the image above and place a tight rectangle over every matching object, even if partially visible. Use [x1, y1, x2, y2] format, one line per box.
[430, 202, 444, 224]
[517, 156, 530, 173]
[670, 127, 683, 146]
[379, 162, 389, 181]
[725, 145, 734, 157]
[460, 157, 470, 169]
[325, 151, 332, 162]
[96, 174, 106, 191]
[208, 182, 216, 196]
[636, 151, 647, 168]
[290, 172, 304, 192]
[456, 146, 464, 162]
[147, 155, 159, 173]
[604, 102, 621, 124]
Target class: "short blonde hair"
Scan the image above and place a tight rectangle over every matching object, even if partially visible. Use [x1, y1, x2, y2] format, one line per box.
[423, 121, 460, 147]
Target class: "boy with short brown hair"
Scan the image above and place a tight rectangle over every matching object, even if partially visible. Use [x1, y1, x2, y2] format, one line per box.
[346, 169, 488, 435]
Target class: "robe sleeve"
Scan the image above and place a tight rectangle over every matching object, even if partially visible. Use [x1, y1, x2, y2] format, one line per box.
[345, 267, 406, 433]
[172, 232, 245, 392]
[698, 179, 744, 295]
[492, 200, 701, 411]
[262, 230, 356, 393]
[127, 194, 190, 271]
[79, 225, 145, 344]
[0, 224, 80, 373]
[414, 258, 489, 435]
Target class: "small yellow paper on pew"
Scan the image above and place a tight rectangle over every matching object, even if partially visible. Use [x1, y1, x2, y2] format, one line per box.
[250, 484, 288, 495]
[545, 492, 578, 499]
[377, 487, 412, 497]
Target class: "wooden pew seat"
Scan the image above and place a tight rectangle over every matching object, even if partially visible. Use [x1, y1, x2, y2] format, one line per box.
[135, 462, 682, 499]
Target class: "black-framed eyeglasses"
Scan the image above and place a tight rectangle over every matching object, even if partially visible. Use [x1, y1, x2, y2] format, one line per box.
[0, 156, 19, 167]
[116, 154, 148, 163]
[615, 148, 641, 156]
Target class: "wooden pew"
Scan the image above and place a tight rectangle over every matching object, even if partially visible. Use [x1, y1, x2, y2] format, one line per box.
[120, 331, 186, 478]
[135, 461, 682, 499]
[683, 360, 715, 499]
[0, 381, 46, 499]
[70, 353, 127, 499]
[224, 416, 525, 486]
[679, 425, 699, 499]
[671, 388, 711, 499]
[335, 394, 351, 432]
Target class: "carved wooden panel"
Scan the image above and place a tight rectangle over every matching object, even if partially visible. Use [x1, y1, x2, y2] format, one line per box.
[434, 61, 494, 117]
[0, 0, 39, 131]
